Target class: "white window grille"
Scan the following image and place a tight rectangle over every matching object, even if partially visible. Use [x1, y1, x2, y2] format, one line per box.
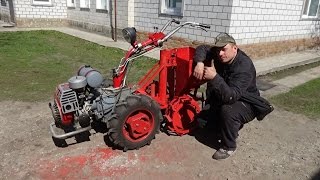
[32, 0, 52, 6]
[160, 0, 183, 16]
[96, 0, 108, 10]
[80, 0, 90, 8]
[67, 0, 75, 7]
[302, 0, 320, 18]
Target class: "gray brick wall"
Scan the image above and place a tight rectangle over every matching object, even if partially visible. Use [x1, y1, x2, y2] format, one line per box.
[0, 2, 10, 22]
[133, 0, 234, 43]
[230, 0, 318, 45]
[67, 0, 111, 26]
[67, 0, 128, 37]
[14, 0, 67, 19]
[133, 0, 320, 45]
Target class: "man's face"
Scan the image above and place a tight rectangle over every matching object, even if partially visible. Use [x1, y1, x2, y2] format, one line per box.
[216, 43, 237, 64]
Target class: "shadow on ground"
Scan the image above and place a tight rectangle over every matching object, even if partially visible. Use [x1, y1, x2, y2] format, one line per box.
[190, 127, 221, 150]
[311, 168, 320, 180]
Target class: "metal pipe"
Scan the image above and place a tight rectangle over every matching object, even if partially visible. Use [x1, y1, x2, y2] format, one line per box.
[50, 122, 91, 139]
[114, 0, 117, 42]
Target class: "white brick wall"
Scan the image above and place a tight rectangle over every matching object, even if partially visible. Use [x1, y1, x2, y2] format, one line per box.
[67, 0, 110, 26]
[132, 0, 317, 45]
[14, 0, 67, 19]
[230, 0, 315, 45]
[67, 0, 128, 30]
[133, 0, 234, 43]
[0, 3, 10, 18]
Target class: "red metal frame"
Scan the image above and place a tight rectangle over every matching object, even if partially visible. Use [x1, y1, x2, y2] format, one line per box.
[135, 47, 204, 135]
[112, 32, 205, 135]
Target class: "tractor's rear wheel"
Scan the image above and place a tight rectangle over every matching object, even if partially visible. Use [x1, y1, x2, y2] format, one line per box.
[108, 95, 162, 151]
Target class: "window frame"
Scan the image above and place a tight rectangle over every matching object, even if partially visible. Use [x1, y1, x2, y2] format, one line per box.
[1, 0, 7, 6]
[302, 0, 320, 19]
[160, 0, 184, 16]
[96, 0, 109, 10]
[32, 0, 52, 6]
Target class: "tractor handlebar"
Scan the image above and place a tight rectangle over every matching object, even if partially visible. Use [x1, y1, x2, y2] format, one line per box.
[159, 21, 211, 44]
[114, 19, 211, 87]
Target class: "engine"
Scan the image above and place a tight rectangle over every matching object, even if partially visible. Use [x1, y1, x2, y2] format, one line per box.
[50, 65, 116, 129]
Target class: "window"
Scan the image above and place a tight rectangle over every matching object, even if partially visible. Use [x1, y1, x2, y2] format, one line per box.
[67, 0, 75, 7]
[96, 0, 108, 10]
[80, 0, 90, 8]
[32, 0, 52, 6]
[302, 0, 320, 18]
[160, 0, 183, 16]
[1, 0, 6, 6]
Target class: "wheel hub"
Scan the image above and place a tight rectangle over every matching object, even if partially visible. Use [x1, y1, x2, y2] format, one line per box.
[123, 110, 154, 141]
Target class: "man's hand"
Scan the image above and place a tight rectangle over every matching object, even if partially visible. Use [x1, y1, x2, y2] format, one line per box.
[203, 66, 217, 80]
[193, 62, 204, 80]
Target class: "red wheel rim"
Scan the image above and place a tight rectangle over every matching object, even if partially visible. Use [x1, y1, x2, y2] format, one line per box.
[122, 109, 155, 142]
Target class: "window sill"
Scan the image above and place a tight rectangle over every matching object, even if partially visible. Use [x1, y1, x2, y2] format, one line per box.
[80, 8, 90, 11]
[159, 12, 183, 17]
[300, 17, 320, 21]
[67, 6, 76, 10]
[96, 9, 108, 14]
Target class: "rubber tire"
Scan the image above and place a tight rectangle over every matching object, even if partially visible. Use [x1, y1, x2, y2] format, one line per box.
[108, 95, 162, 151]
[52, 136, 68, 148]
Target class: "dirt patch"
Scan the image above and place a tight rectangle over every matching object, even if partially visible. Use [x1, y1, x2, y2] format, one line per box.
[0, 100, 319, 179]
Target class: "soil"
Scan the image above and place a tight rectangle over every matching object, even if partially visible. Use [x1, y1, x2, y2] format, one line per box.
[1, 84, 320, 180]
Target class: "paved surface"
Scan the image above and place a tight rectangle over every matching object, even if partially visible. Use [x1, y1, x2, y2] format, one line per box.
[1, 20, 320, 76]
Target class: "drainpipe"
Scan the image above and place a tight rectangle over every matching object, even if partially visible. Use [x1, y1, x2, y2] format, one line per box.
[114, 0, 117, 42]
[8, 0, 15, 24]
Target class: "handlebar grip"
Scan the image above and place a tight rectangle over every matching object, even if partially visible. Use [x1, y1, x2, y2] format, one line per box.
[172, 19, 181, 25]
[199, 23, 210, 29]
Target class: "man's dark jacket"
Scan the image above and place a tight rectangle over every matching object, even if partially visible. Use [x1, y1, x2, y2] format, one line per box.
[194, 45, 259, 107]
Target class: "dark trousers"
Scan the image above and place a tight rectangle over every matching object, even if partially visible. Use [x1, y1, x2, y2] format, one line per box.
[199, 101, 256, 150]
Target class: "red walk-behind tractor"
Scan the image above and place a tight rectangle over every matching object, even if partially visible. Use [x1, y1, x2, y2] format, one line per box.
[49, 19, 210, 151]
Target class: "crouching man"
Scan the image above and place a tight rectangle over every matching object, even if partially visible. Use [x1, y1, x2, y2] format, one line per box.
[193, 33, 259, 160]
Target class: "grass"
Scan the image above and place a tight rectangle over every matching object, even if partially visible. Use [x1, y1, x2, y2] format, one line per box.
[0, 30, 157, 102]
[270, 77, 320, 119]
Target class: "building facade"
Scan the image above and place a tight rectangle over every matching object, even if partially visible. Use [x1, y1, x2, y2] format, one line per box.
[1, 0, 319, 59]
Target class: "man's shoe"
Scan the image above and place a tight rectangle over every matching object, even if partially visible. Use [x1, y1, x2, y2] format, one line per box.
[212, 148, 235, 160]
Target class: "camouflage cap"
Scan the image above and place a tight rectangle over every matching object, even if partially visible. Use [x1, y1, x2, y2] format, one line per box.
[213, 33, 236, 47]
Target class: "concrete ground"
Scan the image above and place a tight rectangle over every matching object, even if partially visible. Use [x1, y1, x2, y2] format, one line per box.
[1, 21, 320, 180]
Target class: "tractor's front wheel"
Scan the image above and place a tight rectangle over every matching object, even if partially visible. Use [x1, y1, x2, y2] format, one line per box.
[107, 95, 162, 151]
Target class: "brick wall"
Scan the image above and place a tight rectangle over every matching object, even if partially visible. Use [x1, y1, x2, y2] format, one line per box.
[0, 1, 10, 22]
[133, 0, 319, 59]
[133, 0, 232, 43]
[67, 0, 128, 38]
[229, 0, 318, 45]
[14, 0, 67, 27]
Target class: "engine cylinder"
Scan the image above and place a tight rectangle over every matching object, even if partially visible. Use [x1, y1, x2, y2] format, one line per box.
[68, 76, 87, 89]
[78, 65, 104, 88]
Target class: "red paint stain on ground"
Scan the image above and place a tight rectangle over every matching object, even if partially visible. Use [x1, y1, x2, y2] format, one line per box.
[36, 148, 139, 179]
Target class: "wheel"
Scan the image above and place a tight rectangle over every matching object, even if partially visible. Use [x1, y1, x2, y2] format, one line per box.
[52, 136, 68, 147]
[107, 95, 162, 151]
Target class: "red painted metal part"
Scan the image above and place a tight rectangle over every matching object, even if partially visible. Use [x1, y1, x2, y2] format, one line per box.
[122, 109, 155, 142]
[165, 94, 200, 135]
[113, 32, 165, 88]
[135, 47, 205, 135]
